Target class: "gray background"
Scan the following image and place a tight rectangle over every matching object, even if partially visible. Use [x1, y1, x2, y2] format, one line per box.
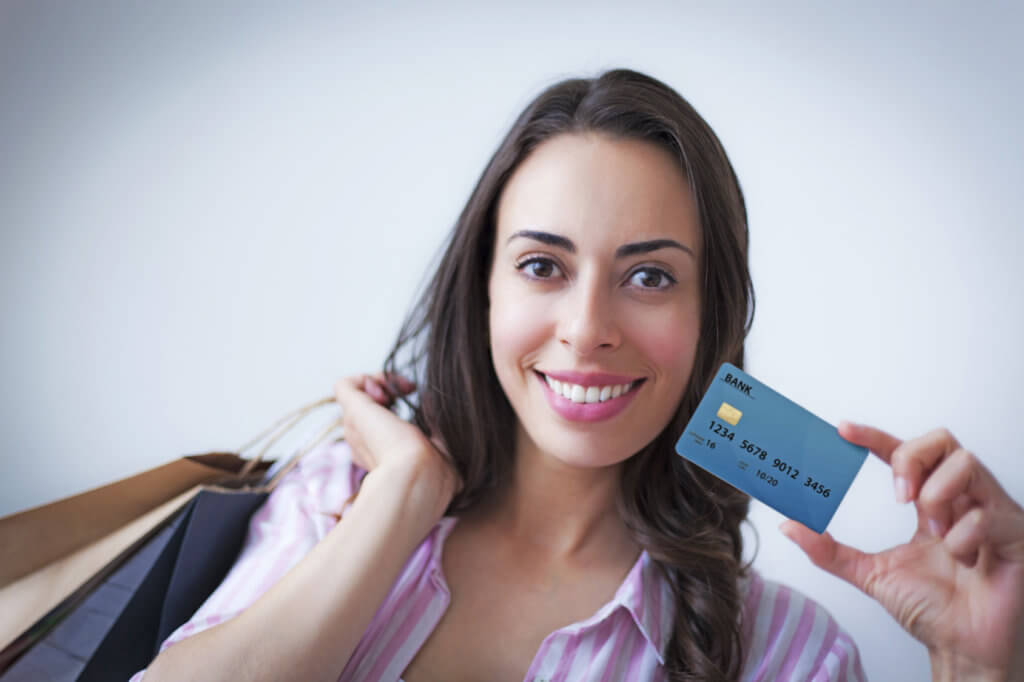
[2, 1, 1022, 679]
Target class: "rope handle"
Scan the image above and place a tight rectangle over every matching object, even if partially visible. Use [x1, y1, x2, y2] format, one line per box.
[236, 395, 337, 478]
[264, 417, 345, 488]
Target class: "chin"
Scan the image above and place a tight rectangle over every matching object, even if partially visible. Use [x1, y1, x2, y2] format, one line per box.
[533, 430, 651, 470]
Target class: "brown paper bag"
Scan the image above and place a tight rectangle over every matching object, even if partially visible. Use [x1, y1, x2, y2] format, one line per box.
[0, 486, 200, 653]
[0, 396, 337, 661]
[0, 452, 269, 589]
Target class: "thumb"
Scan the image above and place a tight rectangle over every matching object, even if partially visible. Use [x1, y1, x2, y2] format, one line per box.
[780, 520, 875, 597]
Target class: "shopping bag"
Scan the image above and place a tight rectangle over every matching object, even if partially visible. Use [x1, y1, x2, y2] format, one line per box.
[0, 454, 268, 657]
[0, 396, 339, 679]
[1, 486, 272, 681]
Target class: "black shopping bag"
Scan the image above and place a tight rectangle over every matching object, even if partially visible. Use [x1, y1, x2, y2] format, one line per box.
[0, 396, 340, 681]
[1, 487, 267, 682]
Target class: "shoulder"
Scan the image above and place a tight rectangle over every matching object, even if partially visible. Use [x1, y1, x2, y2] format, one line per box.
[738, 570, 866, 682]
[147, 439, 368, 657]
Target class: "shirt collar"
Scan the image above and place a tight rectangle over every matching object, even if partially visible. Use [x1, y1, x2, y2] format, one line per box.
[611, 550, 673, 664]
[434, 519, 673, 663]
[553, 549, 673, 664]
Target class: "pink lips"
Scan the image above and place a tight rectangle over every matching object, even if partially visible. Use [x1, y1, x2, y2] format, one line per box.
[536, 371, 643, 423]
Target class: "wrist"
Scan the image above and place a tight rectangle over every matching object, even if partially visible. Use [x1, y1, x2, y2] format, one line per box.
[361, 451, 456, 520]
[929, 649, 1013, 682]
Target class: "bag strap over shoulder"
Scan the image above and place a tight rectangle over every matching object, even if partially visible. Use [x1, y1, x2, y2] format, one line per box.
[237, 396, 336, 477]
[265, 417, 345, 488]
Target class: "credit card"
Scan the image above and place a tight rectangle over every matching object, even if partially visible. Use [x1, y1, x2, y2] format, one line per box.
[674, 362, 868, 533]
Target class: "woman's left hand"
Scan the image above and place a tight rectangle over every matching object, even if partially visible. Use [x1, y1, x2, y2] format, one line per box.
[781, 423, 1024, 680]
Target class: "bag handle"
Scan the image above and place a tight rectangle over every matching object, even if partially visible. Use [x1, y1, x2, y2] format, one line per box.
[236, 396, 337, 478]
[264, 416, 345, 488]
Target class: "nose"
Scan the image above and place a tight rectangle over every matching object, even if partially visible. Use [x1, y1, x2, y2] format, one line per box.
[557, 274, 621, 357]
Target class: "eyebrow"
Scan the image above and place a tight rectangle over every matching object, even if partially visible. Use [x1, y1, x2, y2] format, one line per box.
[506, 230, 694, 259]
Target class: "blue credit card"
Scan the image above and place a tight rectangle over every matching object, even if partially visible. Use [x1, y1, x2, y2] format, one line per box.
[674, 363, 868, 533]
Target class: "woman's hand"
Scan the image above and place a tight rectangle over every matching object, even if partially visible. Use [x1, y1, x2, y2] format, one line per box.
[143, 374, 460, 682]
[781, 423, 1024, 681]
[333, 373, 459, 514]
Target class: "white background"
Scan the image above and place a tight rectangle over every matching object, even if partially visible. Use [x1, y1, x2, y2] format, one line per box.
[2, 1, 1022, 679]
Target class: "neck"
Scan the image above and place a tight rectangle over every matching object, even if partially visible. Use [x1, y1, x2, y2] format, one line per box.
[477, 423, 640, 562]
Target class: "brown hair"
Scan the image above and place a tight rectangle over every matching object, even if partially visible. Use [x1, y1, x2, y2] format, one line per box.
[384, 68, 755, 681]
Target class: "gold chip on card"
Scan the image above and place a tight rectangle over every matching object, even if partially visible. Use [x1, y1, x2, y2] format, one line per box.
[716, 401, 742, 426]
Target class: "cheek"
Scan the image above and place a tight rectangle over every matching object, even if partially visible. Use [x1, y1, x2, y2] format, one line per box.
[488, 284, 553, 374]
[631, 305, 700, 383]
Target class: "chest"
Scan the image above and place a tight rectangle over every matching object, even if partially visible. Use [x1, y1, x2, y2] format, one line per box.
[401, 529, 637, 682]
[399, 588, 557, 682]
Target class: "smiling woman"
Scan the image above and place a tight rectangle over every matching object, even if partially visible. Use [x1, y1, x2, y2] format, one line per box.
[488, 136, 704, 481]
[136, 69, 1024, 682]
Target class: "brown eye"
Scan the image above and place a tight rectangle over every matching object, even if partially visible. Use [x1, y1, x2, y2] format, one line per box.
[517, 257, 561, 280]
[628, 267, 675, 290]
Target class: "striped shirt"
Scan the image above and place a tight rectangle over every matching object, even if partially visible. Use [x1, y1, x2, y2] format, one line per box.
[133, 440, 865, 681]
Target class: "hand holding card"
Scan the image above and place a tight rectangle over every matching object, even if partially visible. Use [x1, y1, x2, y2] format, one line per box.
[782, 423, 1024, 680]
[677, 363, 1024, 678]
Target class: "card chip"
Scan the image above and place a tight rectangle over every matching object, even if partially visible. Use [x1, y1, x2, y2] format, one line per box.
[717, 402, 742, 425]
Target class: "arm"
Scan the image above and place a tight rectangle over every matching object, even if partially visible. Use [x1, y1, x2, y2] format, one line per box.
[144, 374, 456, 682]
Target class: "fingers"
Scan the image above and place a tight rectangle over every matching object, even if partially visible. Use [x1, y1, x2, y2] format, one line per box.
[332, 372, 421, 473]
[838, 421, 917, 502]
[843, 421, 1024, 569]
[839, 423, 965, 505]
[780, 520, 875, 596]
[944, 507, 1024, 564]
[917, 448, 1010, 535]
[334, 373, 417, 408]
[838, 421, 903, 464]
[891, 428, 965, 504]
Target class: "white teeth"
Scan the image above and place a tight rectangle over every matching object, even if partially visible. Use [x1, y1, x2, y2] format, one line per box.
[542, 375, 637, 403]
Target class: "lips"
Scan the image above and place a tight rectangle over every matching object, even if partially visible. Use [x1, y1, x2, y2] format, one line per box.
[535, 370, 645, 422]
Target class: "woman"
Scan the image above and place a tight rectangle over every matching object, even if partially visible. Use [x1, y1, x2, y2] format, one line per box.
[140, 69, 1024, 681]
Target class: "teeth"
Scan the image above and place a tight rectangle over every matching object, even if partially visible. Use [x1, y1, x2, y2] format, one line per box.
[543, 374, 636, 403]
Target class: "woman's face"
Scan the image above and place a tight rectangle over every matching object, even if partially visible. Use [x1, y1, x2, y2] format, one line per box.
[488, 132, 702, 469]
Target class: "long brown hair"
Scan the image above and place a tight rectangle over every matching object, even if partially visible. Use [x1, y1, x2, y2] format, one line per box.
[384, 68, 755, 681]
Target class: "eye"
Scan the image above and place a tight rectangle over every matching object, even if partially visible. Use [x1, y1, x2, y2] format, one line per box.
[628, 267, 676, 290]
[516, 256, 563, 280]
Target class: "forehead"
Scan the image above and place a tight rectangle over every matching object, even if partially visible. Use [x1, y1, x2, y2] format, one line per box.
[495, 132, 700, 250]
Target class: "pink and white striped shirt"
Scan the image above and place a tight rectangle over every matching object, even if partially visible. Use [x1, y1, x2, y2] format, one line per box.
[133, 440, 865, 681]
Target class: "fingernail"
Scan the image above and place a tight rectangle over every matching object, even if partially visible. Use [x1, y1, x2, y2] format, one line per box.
[894, 476, 910, 503]
[928, 519, 946, 537]
[365, 380, 383, 401]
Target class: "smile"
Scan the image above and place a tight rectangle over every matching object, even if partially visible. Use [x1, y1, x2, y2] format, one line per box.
[540, 374, 643, 403]
[535, 371, 645, 422]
